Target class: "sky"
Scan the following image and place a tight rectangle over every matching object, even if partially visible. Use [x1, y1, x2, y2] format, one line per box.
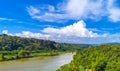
[0, 0, 120, 44]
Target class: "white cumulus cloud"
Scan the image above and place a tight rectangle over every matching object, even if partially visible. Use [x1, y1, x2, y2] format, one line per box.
[13, 31, 50, 40]
[2, 30, 8, 34]
[107, 0, 120, 22]
[2, 20, 119, 44]
[27, 0, 120, 22]
[42, 20, 98, 37]
[65, 0, 105, 20]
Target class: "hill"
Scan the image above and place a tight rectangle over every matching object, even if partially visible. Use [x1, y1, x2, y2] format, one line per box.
[0, 34, 90, 61]
[57, 44, 120, 71]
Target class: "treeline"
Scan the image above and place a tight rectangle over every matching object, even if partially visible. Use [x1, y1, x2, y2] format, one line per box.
[0, 34, 89, 61]
[0, 34, 61, 51]
[57, 44, 120, 71]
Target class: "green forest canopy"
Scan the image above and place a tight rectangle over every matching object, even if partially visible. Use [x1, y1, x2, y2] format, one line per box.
[57, 44, 120, 71]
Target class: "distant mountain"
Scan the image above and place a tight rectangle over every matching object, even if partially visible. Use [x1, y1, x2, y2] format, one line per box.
[107, 42, 120, 44]
[91, 42, 120, 46]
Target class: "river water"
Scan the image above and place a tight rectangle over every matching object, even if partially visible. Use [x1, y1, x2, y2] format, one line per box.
[0, 53, 73, 71]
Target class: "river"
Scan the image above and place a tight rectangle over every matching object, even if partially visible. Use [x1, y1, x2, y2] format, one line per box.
[0, 53, 73, 71]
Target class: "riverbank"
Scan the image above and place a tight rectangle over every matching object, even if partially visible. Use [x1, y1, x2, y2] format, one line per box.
[0, 50, 72, 62]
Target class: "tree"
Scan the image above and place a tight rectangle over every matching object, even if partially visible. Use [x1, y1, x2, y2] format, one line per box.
[18, 50, 30, 58]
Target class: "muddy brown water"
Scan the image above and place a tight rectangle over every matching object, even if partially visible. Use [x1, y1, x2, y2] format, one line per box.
[0, 53, 73, 71]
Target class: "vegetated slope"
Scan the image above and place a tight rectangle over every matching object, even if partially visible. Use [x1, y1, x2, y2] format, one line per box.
[60, 43, 89, 51]
[0, 34, 89, 51]
[0, 34, 90, 61]
[0, 34, 61, 51]
[57, 44, 120, 71]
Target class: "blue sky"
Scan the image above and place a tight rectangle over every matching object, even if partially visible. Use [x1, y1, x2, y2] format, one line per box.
[0, 0, 120, 44]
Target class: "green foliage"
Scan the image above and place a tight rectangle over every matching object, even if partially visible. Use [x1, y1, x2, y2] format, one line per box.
[57, 44, 120, 71]
[18, 50, 30, 58]
[0, 34, 89, 52]
[0, 34, 89, 61]
[0, 35, 61, 51]
[56, 64, 72, 71]
[60, 43, 89, 52]
[79, 65, 85, 71]
[0, 54, 4, 61]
